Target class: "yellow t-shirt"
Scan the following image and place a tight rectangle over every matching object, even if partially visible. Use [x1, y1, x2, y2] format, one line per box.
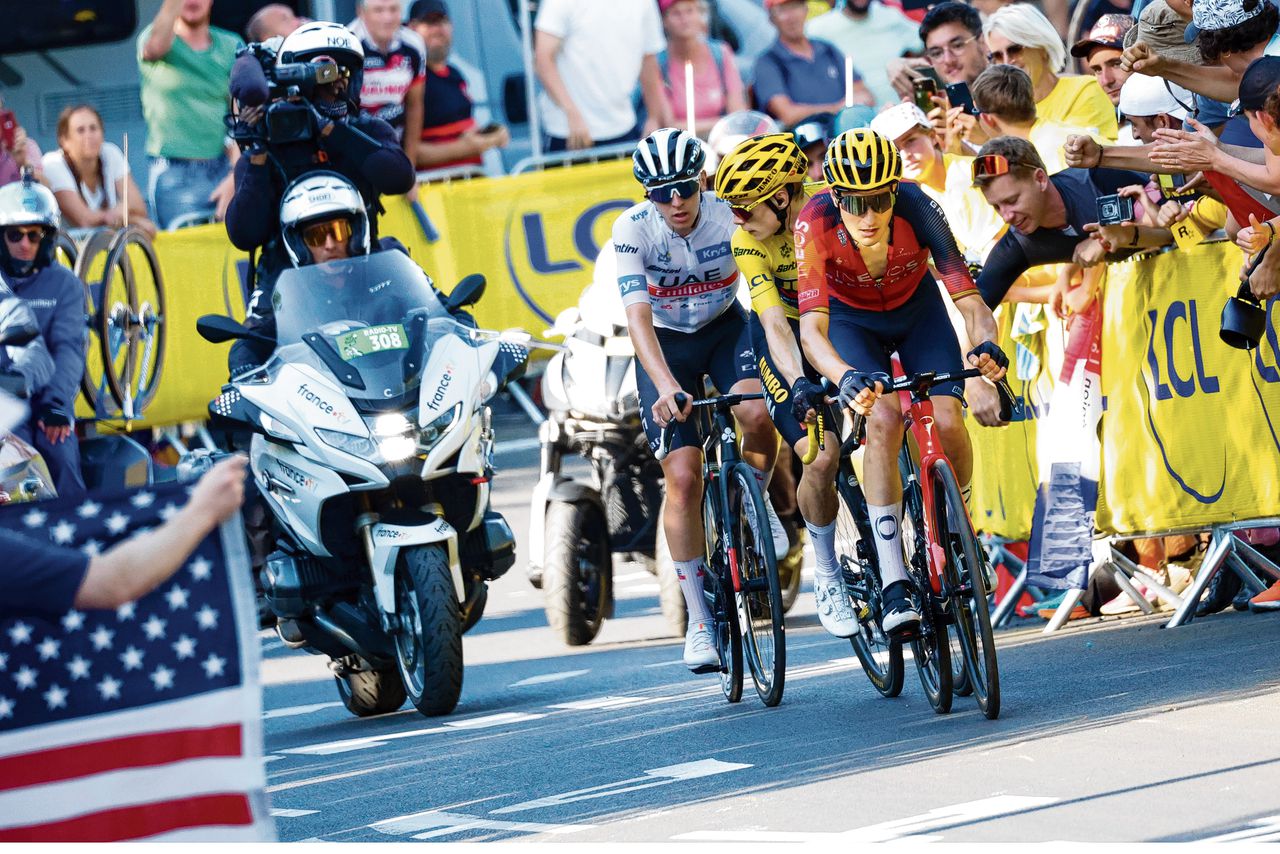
[735, 227, 801, 321]
[1036, 75, 1118, 143]
[936, 152, 1008, 265]
[1029, 117, 1104, 175]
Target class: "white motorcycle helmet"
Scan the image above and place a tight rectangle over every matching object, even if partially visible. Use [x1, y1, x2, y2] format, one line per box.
[0, 174, 60, 277]
[705, 110, 780, 173]
[279, 171, 370, 267]
[277, 21, 365, 117]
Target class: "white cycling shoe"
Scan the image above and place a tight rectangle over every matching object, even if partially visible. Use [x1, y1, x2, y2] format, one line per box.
[763, 497, 791, 558]
[814, 574, 859, 638]
[683, 622, 718, 671]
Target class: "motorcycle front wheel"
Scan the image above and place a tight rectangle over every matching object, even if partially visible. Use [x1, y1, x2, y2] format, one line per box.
[393, 545, 463, 717]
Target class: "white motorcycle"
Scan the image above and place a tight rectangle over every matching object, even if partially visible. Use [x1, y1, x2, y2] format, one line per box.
[198, 251, 525, 718]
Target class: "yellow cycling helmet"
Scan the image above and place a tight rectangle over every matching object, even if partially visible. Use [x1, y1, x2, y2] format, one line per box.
[714, 133, 808, 208]
[822, 128, 902, 192]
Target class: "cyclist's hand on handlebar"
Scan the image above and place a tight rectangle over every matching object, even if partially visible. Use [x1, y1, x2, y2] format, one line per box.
[838, 370, 888, 417]
[653, 388, 692, 426]
[966, 341, 1009, 382]
[965, 375, 1007, 427]
[789, 377, 825, 425]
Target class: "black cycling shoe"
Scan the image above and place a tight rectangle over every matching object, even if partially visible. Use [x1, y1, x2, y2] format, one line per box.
[881, 580, 921, 635]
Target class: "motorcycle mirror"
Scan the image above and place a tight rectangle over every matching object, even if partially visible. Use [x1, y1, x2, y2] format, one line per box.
[499, 328, 533, 344]
[446, 273, 486, 311]
[0, 323, 39, 348]
[197, 314, 274, 345]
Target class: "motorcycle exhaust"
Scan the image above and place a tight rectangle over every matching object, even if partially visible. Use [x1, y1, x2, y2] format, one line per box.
[312, 601, 395, 666]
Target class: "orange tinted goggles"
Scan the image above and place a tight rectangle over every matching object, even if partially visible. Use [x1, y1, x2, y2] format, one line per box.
[302, 218, 352, 248]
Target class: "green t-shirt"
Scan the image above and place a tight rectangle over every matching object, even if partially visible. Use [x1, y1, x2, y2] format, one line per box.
[137, 24, 242, 159]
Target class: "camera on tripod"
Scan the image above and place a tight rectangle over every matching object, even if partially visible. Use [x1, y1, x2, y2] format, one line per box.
[230, 42, 346, 148]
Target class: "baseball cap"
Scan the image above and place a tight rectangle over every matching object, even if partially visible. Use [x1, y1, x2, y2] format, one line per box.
[1071, 14, 1136, 57]
[408, 0, 448, 21]
[1184, 0, 1269, 44]
[764, 0, 806, 9]
[870, 102, 933, 142]
[1238, 55, 1280, 111]
[1118, 73, 1192, 118]
[1123, 0, 1202, 65]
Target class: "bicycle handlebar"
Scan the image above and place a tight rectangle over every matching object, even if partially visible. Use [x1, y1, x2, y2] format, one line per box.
[654, 390, 766, 461]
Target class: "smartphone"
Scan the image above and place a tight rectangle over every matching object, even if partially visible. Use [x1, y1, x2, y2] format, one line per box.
[1157, 171, 1199, 199]
[478, 121, 502, 135]
[945, 81, 979, 116]
[0, 111, 15, 150]
[1097, 193, 1135, 225]
[912, 77, 940, 114]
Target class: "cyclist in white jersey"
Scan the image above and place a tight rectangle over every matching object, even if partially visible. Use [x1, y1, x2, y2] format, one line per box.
[613, 128, 787, 672]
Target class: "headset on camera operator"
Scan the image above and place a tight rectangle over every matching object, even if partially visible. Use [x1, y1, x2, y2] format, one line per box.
[224, 21, 414, 373]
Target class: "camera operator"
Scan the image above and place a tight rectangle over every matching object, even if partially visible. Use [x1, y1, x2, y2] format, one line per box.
[224, 21, 414, 373]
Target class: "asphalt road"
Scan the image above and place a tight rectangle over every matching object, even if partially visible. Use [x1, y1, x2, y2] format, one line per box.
[256, 407, 1280, 843]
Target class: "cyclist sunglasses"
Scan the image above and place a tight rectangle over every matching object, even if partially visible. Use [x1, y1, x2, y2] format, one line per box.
[302, 218, 352, 248]
[4, 226, 45, 245]
[646, 178, 700, 204]
[729, 195, 773, 222]
[834, 187, 896, 216]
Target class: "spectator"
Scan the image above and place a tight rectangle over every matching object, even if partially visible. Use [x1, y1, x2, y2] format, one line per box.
[985, 4, 1119, 140]
[754, 0, 874, 126]
[534, 0, 673, 152]
[658, 0, 748, 137]
[921, 1, 989, 86]
[970, 135, 1155, 308]
[3, 455, 246, 619]
[1071, 14, 1136, 127]
[351, 0, 426, 176]
[138, 0, 242, 229]
[971, 64, 1103, 173]
[805, 0, 924, 108]
[0, 178, 87, 497]
[0, 97, 42, 186]
[407, 0, 509, 171]
[792, 110, 835, 180]
[1117, 72, 1191, 143]
[42, 106, 157, 239]
[245, 3, 304, 42]
[1225, 56, 1280, 305]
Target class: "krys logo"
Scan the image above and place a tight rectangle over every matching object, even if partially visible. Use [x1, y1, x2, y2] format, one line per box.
[503, 183, 635, 323]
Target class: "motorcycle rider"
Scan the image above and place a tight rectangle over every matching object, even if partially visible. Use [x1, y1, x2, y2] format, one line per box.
[0, 284, 54, 401]
[715, 133, 875, 640]
[225, 20, 414, 373]
[613, 127, 789, 671]
[0, 176, 87, 497]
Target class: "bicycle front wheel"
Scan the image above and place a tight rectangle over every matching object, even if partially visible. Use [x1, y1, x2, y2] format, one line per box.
[900, 444, 953, 714]
[932, 459, 1001, 719]
[727, 463, 786, 707]
[835, 466, 904, 698]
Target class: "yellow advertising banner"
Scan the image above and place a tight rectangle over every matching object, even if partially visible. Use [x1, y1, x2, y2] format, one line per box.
[1096, 239, 1280, 535]
[82, 159, 641, 429]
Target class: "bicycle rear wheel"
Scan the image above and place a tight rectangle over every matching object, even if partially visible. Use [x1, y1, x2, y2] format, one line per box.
[932, 460, 1001, 719]
[835, 466, 904, 698]
[900, 444, 953, 714]
[728, 463, 785, 707]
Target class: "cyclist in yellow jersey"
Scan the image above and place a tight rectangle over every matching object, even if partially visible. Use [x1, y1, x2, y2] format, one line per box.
[716, 133, 878, 639]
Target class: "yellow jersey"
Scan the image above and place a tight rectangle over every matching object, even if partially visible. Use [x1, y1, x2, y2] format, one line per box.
[734, 227, 802, 322]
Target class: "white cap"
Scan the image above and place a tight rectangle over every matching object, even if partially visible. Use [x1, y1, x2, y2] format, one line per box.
[1118, 73, 1192, 119]
[869, 103, 933, 143]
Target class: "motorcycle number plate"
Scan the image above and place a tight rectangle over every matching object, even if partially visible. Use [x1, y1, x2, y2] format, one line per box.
[604, 336, 635, 357]
[334, 323, 410, 361]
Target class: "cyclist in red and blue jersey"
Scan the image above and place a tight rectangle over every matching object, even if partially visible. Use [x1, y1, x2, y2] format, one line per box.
[796, 128, 1008, 635]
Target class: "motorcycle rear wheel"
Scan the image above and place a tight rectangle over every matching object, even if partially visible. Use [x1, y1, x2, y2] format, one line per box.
[335, 662, 406, 717]
[543, 500, 612, 646]
[394, 545, 463, 717]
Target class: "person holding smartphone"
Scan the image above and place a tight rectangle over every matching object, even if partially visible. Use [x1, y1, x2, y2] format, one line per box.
[0, 97, 43, 187]
[408, 0, 509, 170]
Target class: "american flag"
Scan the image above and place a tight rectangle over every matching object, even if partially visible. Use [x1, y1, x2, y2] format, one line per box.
[0, 481, 274, 842]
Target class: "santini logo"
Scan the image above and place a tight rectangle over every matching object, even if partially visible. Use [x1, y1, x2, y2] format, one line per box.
[616, 243, 640, 254]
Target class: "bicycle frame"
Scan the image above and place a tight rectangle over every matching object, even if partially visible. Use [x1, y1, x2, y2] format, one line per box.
[697, 396, 753, 599]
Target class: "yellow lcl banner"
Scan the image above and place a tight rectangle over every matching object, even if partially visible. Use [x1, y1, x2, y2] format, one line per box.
[81, 159, 640, 429]
[1096, 239, 1280, 535]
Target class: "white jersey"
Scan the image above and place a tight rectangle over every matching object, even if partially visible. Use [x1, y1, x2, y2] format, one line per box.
[612, 194, 741, 334]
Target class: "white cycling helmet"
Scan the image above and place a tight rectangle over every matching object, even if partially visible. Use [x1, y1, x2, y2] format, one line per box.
[632, 128, 706, 188]
[0, 175, 60, 277]
[279, 171, 370, 267]
[278, 22, 365, 114]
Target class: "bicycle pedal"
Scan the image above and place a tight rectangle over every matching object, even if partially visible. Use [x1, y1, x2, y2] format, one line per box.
[690, 663, 721, 675]
[886, 622, 920, 642]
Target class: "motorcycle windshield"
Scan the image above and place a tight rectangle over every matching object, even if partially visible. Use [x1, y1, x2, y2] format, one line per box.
[271, 251, 456, 403]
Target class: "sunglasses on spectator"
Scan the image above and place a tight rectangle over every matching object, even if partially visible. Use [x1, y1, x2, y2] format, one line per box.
[986, 43, 1024, 63]
[4, 226, 45, 245]
[833, 187, 896, 216]
[647, 178, 701, 204]
[971, 153, 1020, 182]
[302, 218, 352, 248]
[925, 34, 979, 62]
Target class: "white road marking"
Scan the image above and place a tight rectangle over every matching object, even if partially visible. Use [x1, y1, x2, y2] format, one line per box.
[612, 571, 653, 582]
[548, 696, 651, 711]
[263, 701, 344, 720]
[372, 809, 593, 839]
[643, 659, 689, 668]
[494, 437, 543, 455]
[264, 755, 285, 763]
[271, 808, 319, 818]
[674, 796, 1059, 842]
[617, 583, 660, 595]
[509, 669, 590, 688]
[491, 758, 752, 815]
[1198, 816, 1280, 842]
[280, 712, 546, 755]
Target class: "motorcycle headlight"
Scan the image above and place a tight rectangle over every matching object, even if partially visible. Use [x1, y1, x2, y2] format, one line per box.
[316, 427, 378, 459]
[419, 403, 461, 449]
[372, 413, 413, 437]
[378, 435, 417, 462]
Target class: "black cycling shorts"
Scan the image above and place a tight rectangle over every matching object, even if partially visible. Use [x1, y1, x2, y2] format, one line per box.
[827, 277, 966, 402]
[752, 315, 837, 449]
[637, 303, 760, 455]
